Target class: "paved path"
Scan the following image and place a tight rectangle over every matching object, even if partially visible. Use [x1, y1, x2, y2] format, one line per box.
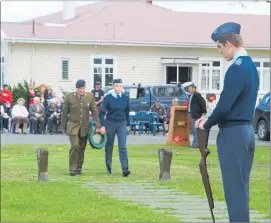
[86, 182, 270, 222]
[1, 129, 269, 147]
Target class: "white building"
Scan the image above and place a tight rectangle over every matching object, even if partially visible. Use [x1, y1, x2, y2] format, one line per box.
[1, 1, 270, 99]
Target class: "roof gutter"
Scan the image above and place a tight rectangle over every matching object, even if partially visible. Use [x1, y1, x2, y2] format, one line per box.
[2, 37, 270, 50]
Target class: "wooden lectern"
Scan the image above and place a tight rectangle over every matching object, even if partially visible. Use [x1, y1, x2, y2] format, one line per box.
[167, 106, 190, 146]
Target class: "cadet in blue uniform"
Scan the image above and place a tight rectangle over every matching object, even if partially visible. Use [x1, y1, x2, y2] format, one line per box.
[100, 79, 131, 177]
[196, 22, 259, 222]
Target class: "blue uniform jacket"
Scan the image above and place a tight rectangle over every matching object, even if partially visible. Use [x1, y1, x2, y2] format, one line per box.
[203, 56, 259, 129]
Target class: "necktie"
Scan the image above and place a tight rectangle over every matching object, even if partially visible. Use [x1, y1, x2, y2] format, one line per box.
[117, 95, 120, 99]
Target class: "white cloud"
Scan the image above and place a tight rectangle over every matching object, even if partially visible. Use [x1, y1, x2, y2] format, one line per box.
[1, 1, 269, 22]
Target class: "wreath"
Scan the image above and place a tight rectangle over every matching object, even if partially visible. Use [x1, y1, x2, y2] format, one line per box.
[88, 128, 107, 149]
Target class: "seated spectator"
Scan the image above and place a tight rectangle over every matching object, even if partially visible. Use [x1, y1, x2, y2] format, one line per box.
[29, 97, 45, 134]
[150, 98, 166, 133]
[0, 84, 13, 115]
[50, 91, 62, 107]
[0, 102, 9, 132]
[45, 98, 61, 135]
[11, 98, 29, 133]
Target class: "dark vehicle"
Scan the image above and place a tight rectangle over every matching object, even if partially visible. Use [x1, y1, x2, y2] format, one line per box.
[253, 92, 270, 141]
[102, 84, 189, 112]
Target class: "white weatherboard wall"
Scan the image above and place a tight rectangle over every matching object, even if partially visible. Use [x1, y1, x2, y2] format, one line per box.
[4, 43, 270, 99]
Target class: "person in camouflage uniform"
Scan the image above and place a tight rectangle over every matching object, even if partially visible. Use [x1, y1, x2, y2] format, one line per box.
[61, 79, 102, 176]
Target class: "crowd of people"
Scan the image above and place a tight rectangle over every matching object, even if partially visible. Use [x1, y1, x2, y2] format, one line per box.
[0, 82, 99, 134]
[0, 83, 64, 134]
[0, 82, 106, 134]
[0, 80, 207, 139]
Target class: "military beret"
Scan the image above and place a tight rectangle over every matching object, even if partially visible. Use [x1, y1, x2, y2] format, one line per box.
[211, 22, 241, 42]
[113, 79, 122, 84]
[75, 79, 86, 88]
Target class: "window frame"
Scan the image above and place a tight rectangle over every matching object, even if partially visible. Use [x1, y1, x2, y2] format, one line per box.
[253, 58, 270, 93]
[198, 58, 224, 93]
[90, 55, 117, 88]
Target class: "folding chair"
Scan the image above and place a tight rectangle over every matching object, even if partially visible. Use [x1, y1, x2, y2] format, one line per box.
[129, 113, 140, 135]
[149, 112, 166, 136]
[138, 111, 151, 135]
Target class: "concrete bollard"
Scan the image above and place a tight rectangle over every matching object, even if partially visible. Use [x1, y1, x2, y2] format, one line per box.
[158, 148, 173, 180]
[37, 148, 48, 181]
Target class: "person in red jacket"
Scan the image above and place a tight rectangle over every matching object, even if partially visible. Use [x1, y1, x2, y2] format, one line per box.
[0, 84, 13, 115]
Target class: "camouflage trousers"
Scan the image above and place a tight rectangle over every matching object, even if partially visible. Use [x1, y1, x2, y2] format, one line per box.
[69, 132, 88, 172]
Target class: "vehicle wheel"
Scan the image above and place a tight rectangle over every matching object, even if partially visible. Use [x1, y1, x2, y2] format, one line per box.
[257, 120, 270, 141]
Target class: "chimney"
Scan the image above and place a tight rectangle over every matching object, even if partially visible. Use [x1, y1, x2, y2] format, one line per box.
[63, 1, 76, 20]
[146, 0, 152, 4]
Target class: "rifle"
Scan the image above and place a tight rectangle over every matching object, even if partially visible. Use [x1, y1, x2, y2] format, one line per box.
[197, 128, 215, 223]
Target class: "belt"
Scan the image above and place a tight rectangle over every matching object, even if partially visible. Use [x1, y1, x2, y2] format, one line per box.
[218, 120, 252, 128]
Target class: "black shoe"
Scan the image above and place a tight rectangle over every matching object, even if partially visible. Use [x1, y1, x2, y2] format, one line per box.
[107, 169, 112, 175]
[75, 170, 83, 175]
[188, 145, 199, 148]
[69, 170, 77, 176]
[123, 170, 130, 177]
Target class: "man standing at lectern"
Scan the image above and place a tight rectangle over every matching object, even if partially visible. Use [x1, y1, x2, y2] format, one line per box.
[195, 22, 259, 222]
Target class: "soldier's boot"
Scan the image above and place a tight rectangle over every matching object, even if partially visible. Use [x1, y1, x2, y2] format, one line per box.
[69, 146, 80, 176]
[70, 170, 77, 176]
[123, 169, 130, 177]
[107, 168, 112, 175]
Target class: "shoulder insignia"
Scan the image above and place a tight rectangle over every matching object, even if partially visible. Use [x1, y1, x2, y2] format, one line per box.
[234, 58, 243, 66]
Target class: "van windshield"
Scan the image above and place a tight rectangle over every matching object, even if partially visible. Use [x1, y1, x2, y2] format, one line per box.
[153, 87, 185, 97]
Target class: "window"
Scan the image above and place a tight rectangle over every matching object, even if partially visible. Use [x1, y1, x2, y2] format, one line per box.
[211, 70, 220, 90]
[201, 69, 210, 91]
[261, 93, 270, 106]
[92, 57, 115, 88]
[138, 88, 145, 98]
[105, 67, 113, 86]
[200, 61, 222, 91]
[61, 58, 69, 80]
[254, 60, 270, 92]
[153, 87, 186, 97]
[263, 69, 270, 91]
[93, 67, 102, 86]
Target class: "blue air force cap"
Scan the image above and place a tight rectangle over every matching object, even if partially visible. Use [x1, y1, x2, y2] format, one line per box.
[113, 79, 122, 84]
[211, 22, 241, 42]
[75, 79, 86, 88]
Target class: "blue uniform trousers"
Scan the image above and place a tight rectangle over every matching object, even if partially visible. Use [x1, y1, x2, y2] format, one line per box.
[217, 124, 255, 222]
[105, 120, 129, 172]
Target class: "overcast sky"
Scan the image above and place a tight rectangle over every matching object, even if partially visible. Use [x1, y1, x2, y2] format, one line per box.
[1, 1, 270, 22]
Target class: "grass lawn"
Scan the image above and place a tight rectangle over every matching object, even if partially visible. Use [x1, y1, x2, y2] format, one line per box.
[1, 143, 270, 222]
